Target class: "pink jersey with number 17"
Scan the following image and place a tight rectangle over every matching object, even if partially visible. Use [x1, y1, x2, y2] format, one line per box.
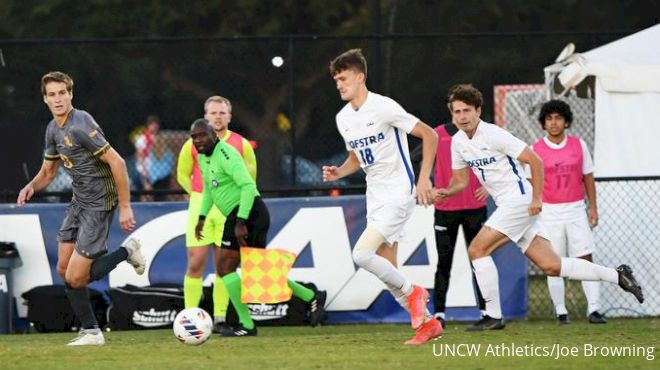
[532, 135, 585, 204]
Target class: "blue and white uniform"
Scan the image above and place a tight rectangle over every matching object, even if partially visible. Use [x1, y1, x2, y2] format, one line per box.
[336, 91, 418, 244]
[451, 121, 547, 252]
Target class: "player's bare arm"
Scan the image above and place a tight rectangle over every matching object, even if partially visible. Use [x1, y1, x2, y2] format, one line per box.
[322, 151, 361, 182]
[517, 146, 544, 216]
[584, 172, 599, 228]
[409, 122, 438, 206]
[474, 186, 489, 201]
[17, 159, 62, 206]
[434, 167, 470, 201]
[234, 219, 249, 247]
[194, 217, 205, 241]
[100, 147, 135, 231]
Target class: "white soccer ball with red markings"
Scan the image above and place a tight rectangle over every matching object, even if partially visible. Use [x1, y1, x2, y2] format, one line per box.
[173, 308, 213, 345]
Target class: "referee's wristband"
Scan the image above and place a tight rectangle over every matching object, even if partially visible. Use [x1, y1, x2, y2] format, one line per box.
[198, 215, 207, 221]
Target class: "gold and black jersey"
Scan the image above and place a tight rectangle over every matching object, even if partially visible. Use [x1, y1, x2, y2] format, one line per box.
[44, 109, 118, 210]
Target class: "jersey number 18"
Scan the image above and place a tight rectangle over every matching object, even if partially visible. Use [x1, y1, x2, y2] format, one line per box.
[359, 148, 375, 165]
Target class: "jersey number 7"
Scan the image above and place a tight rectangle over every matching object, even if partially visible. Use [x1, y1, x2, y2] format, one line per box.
[477, 167, 486, 182]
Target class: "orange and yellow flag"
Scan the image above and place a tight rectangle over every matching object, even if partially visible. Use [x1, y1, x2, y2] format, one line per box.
[240, 247, 297, 304]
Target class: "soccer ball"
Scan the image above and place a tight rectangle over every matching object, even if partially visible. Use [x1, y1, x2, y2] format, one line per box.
[172, 308, 213, 345]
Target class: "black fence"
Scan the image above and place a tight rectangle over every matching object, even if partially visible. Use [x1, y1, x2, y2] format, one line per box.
[0, 31, 639, 200]
[526, 176, 660, 320]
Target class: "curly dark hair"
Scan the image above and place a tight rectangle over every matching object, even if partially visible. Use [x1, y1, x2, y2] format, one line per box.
[538, 100, 573, 129]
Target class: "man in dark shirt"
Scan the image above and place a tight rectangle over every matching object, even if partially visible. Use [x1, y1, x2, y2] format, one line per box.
[17, 71, 146, 346]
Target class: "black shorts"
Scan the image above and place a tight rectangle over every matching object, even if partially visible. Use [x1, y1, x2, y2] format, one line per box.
[221, 197, 270, 250]
[57, 202, 115, 259]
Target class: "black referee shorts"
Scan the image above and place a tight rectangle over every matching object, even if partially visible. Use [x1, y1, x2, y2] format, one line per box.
[221, 196, 270, 250]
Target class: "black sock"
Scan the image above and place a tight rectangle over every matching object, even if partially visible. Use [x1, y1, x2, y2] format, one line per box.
[89, 247, 129, 282]
[64, 283, 98, 329]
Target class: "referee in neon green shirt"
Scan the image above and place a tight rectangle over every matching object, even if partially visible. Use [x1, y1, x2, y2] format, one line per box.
[191, 118, 326, 336]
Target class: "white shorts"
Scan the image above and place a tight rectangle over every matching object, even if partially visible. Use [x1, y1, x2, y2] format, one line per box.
[540, 211, 594, 258]
[485, 202, 549, 253]
[366, 196, 415, 245]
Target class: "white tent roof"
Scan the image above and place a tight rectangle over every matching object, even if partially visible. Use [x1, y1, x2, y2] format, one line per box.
[547, 24, 660, 93]
[545, 24, 660, 178]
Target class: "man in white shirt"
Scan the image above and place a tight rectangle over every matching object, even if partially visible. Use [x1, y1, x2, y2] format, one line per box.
[323, 49, 441, 345]
[435, 84, 644, 331]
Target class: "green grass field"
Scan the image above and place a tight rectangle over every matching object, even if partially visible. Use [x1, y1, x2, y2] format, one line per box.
[0, 319, 657, 370]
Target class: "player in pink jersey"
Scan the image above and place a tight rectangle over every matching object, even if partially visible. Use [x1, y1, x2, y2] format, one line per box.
[434, 84, 644, 331]
[533, 100, 605, 324]
[430, 120, 488, 327]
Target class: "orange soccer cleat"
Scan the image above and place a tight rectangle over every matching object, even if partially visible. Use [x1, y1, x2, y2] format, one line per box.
[405, 317, 443, 345]
[406, 285, 429, 329]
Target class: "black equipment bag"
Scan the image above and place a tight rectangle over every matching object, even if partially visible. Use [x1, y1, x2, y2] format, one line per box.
[107, 282, 324, 330]
[226, 282, 322, 326]
[21, 284, 108, 333]
[106, 284, 184, 331]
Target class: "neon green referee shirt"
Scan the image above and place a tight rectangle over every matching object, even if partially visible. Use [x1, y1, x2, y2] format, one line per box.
[198, 140, 259, 220]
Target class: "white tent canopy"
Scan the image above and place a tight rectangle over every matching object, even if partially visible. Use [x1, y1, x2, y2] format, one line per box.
[544, 24, 660, 177]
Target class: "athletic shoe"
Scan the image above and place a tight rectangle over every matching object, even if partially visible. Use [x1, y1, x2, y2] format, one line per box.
[309, 290, 327, 327]
[213, 322, 234, 336]
[405, 318, 443, 345]
[67, 328, 105, 346]
[123, 238, 146, 275]
[588, 311, 607, 324]
[465, 315, 505, 331]
[616, 264, 644, 303]
[221, 324, 257, 337]
[434, 313, 447, 328]
[556, 314, 570, 325]
[406, 285, 429, 329]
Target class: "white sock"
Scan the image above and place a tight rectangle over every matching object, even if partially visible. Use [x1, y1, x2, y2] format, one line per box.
[353, 249, 412, 294]
[472, 256, 502, 319]
[582, 281, 601, 315]
[385, 282, 409, 312]
[547, 276, 568, 315]
[386, 282, 432, 323]
[559, 257, 618, 283]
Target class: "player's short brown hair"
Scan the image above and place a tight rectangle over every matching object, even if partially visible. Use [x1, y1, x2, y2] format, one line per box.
[447, 84, 483, 110]
[41, 71, 73, 96]
[329, 49, 368, 77]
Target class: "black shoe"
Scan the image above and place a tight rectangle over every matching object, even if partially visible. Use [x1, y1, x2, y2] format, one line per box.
[213, 322, 234, 336]
[465, 315, 505, 331]
[220, 324, 257, 337]
[309, 291, 327, 327]
[588, 311, 607, 324]
[617, 264, 644, 303]
[434, 314, 447, 329]
[556, 314, 570, 325]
